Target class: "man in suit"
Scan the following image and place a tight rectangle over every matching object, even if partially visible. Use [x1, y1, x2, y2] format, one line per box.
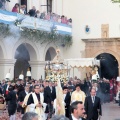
[44, 81, 56, 119]
[18, 85, 29, 114]
[3, 81, 12, 97]
[63, 86, 71, 118]
[69, 101, 86, 120]
[84, 88, 102, 120]
[29, 80, 35, 92]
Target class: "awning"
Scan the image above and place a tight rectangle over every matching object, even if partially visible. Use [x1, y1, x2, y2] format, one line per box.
[64, 58, 100, 67]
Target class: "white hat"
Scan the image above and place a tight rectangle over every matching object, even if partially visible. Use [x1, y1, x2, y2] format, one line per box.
[116, 76, 120, 81]
[19, 74, 24, 80]
[5, 73, 11, 79]
[26, 68, 31, 77]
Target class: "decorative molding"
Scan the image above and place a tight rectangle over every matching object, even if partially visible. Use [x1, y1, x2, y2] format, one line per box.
[29, 61, 46, 66]
[0, 59, 16, 65]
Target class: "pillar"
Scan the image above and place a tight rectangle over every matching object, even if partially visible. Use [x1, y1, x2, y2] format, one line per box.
[0, 59, 16, 80]
[29, 61, 46, 80]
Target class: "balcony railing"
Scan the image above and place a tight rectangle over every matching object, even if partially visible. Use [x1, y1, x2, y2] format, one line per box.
[0, 9, 72, 36]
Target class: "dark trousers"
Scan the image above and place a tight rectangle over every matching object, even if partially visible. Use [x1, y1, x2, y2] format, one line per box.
[119, 99, 120, 106]
[47, 103, 54, 118]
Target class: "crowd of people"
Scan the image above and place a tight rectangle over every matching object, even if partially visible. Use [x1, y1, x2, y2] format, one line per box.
[11, 3, 72, 26]
[0, 76, 119, 120]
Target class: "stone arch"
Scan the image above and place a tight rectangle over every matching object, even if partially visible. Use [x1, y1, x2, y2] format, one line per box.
[89, 49, 120, 64]
[88, 49, 120, 76]
[44, 43, 57, 61]
[45, 47, 56, 61]
[12, 40, 39, 61]
[13, 40, 39, 78]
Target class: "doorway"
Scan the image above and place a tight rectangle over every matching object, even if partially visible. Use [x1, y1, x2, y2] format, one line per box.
[96, 53, 118, 79]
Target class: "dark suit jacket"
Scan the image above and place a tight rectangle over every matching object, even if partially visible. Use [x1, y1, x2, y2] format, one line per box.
[18, 91, 27, 102]
[64, 92, 71, 108]
[64, 92, 71, 117]
[84, 96, 102, 120]
[3, 84, 12, 97]
[5, 90, 17, 115]
[69, 114, 86, 120]
[44, 86, 56, 104]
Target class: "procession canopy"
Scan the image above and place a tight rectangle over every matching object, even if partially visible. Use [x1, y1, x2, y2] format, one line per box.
[64, 58, 100, 68]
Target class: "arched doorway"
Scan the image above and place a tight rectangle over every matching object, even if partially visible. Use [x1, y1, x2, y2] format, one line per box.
[96, 53, 119, 79]
[14, 43, 37, 78]
[45, 47, 56, 61]
[45, 47, 56, 77]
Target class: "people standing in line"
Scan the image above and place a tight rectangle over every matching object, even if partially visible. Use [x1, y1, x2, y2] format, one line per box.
[84, 89, 102, 120]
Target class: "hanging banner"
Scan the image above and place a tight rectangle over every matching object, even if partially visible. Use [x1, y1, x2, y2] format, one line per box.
[0, 10, 17, 24]
[0, 10, 72, 35]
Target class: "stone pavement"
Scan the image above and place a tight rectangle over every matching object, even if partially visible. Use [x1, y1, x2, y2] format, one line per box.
[101, 102, 120, 120]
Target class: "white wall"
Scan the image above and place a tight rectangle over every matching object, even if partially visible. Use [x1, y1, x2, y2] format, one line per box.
[5, 0, 20, 11]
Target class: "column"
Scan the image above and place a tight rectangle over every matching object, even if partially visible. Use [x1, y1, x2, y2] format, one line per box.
[0, 59, 16, 80]
[29, 61, 46, 80]
[27, 0, 31, 12]
[52, 0, 56, 13]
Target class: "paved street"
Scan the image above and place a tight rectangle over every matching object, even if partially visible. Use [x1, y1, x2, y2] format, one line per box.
[101, 102, 120, 120]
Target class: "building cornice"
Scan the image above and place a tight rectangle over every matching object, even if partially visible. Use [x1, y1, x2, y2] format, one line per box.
[82, 38, 120, 42]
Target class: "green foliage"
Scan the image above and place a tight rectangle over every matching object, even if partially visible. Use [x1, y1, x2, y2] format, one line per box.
[111, 0, 120, 3]
[20, 27, 72, 46]
[0, 23, 72, 47]
[0, 23, 11, 37]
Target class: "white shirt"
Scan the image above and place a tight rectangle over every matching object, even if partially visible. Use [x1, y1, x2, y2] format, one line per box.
[25, 91, 28, 95]
[6, 85, 9, 90]
[71, 114, 82, 120]
[63, 94, 66, 100]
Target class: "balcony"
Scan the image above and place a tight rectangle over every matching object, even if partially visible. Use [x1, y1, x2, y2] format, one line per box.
[0, 9, 72, 46]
